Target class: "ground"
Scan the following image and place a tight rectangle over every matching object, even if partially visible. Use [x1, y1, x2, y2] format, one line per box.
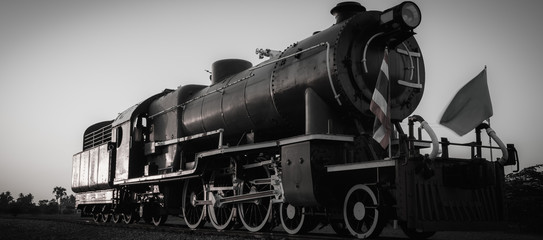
[0, 214, 541, 240]
[0, 215, 241, 240]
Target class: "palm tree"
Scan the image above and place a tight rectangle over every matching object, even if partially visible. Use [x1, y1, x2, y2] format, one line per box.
[53, 186, 66, 214]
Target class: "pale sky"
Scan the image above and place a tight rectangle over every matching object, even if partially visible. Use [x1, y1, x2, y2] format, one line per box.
[1, 0, 542, 202]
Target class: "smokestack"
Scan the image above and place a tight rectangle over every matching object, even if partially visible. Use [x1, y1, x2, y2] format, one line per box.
[330, 2, 366, 23]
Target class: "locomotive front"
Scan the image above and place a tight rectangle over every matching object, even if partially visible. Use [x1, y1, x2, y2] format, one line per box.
[272, 1, 425, 127]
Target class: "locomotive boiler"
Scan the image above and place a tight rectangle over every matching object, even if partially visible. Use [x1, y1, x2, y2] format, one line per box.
[71, 2, 518, 239]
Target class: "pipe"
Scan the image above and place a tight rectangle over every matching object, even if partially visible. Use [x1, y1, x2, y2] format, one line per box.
[325, 42, 342, 106]
[420, 121, 439, 160]
[486, 127, 509, 165]
[408, 115, 439, 160]
[362, 32, 384, 73]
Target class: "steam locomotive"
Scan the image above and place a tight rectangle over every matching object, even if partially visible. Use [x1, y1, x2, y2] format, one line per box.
[71, 2, 518, 239]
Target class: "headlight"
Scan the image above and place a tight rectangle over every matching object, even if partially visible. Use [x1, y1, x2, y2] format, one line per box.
[381, 1, 421, 30]
[401, 2, 421, 28]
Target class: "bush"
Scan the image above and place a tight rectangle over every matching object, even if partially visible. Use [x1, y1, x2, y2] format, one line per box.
[504, 164, 543, 232]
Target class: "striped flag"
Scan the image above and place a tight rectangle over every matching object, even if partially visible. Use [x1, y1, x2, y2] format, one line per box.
[370, 50, 391, 149]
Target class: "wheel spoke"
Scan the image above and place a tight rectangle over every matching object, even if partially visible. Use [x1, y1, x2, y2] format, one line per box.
[182, 179, 206, 229]
[237, 166, 273, 232]
[208, 170, 237, 230]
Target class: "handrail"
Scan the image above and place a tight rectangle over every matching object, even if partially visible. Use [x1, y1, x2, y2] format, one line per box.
[481, 125, 509, 165]
[405, 118, 510, 165]
[152, 128, 225, 150]
[408, 115, 439, 160]
[362, 32, 384, 73]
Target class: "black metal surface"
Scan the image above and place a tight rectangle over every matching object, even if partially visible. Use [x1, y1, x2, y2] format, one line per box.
[173, 7, 425, 142]
[180, 62, 286, 142]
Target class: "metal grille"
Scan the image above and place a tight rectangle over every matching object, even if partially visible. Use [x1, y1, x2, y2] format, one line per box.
[415, 182, 501, 222]
[83, 124, 112, 150]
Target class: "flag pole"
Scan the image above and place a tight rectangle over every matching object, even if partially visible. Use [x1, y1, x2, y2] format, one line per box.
[370, 47, 392, 156]
[488, 118, 493, 161]
[386, 48, 392, 159]
[486, 65, 493, 161]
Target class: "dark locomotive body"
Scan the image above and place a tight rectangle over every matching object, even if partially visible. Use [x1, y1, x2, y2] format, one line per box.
[71, 2, 517, 239]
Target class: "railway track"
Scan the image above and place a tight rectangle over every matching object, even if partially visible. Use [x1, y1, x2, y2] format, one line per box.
[3, 214, 540, 240]
[78, 218, 355, 240]
[2, 214, 412, 240]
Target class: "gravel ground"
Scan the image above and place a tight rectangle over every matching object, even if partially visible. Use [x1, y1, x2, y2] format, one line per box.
[0, 215, 249, 240]
[1, 214, 542, 240]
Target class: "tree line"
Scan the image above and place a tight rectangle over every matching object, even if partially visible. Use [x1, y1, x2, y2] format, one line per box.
[0, 186, 75, 216]
[504, 164, 543, 232]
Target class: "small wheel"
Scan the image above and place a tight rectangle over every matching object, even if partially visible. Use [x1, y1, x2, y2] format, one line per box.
[330, 219, 351, 236]
[133, 214, 140, 223]
[343, 184, 385, 239]
[82, 206, 91, 217]
[123, 212, 134, 224]
[152, 215, 168, 226]
[280, 203, 318, 234]
[112, 213, 122, 224]
[237, 166, 273, 232]
[101, 213, 111, 223]
[400, 222, 436, 240]
[92, 213, 102, 223]
[182, 178, 207, 229]
[326, 207, 351, 236]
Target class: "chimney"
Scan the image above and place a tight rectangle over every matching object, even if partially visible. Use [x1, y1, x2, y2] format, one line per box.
[330, 2, 366, 23]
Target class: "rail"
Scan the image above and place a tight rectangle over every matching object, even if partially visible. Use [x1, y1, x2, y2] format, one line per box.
[407, 117, 516, 167]
[151, 129, 224, 150]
